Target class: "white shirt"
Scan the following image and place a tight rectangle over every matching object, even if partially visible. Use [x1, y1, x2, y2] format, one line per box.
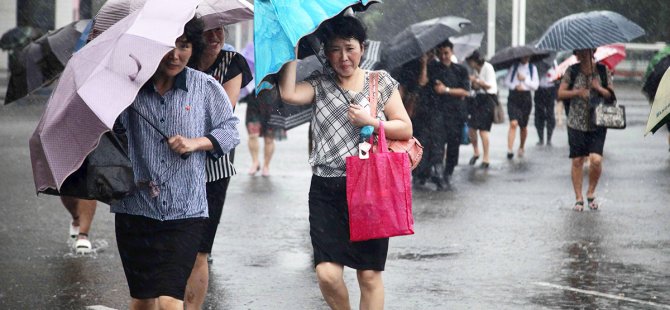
[539, 65, 558, 88]
[505, 62, 539, 91]
[474, 62, 498, 94]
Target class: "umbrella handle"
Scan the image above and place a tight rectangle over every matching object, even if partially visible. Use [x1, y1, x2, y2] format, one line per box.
[128, 53, 142, 81]
[181, 152, 191, 160]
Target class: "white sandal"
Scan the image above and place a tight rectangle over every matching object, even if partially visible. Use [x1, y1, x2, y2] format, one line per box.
[69, 224, 79, 241]
[74, 238, 92, 254]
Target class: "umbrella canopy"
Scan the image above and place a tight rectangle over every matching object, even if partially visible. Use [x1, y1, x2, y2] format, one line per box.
[645, 67, 670, 135]
[90, 0, 253, 41]
[642, 54, 670, 102]
[0, 26, 42, 50]
[254, 0, 378, 93]
[381, 16, 471, 70]
[535, 10, 645, 51]
[554, 44, 626, 78]
[6, 20, 92, 104]
[643, 44, 670, 81]
[30, 0, 203, 192]
[489, 45, 551, 71]
[450, 32, 484, 63]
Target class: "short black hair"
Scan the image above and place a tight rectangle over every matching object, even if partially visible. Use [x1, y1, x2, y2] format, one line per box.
[183, 17, 205, 67]
[466, 50, 485, 65]
[436, 39, 453, 50]
[317, 15, 367, 48]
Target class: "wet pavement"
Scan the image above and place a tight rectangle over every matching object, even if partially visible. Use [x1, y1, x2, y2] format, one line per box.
[1, 81, 669, 309]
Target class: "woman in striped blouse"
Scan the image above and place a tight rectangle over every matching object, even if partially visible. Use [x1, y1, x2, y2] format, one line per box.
[184, 24, 252, 309]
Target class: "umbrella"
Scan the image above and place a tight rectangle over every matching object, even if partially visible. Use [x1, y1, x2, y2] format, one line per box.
[30, 0, 205, 192]
[489, 45, 551, 71]
[642, 54, 670, 102]
[535, 10, 645, 51]
[645, 67, 670, 135]
[643, 44, 670, 84]
[450, 32, 484, 63]
[381, 16, 471, 70]
[265, 40, 383, 130]
[0, 26, 42, 51]
[554, 44, 626, 78]
[253, 0, 378, 93]
[90, 0, 253, 41]
[5, 20, 92, 104]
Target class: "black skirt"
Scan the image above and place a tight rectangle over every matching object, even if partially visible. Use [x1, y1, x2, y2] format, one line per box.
[308, 175, 389, 271]
[469, 94, 496, 131]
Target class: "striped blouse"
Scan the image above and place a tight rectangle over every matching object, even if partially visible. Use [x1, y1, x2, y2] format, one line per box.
[111, 68, 240, 221]
[203, 50, 252, 182]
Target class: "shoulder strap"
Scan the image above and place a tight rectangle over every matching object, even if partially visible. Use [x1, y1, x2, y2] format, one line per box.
[567, 64, 579, 90]
[368, 71, 379, 118]
[510, 63, 519, 82]
[529, 63, 534, 79]
[596, 63, 608, 87]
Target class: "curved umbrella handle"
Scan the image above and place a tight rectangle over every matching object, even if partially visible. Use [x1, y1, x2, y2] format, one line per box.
[128, 53, 142, 81]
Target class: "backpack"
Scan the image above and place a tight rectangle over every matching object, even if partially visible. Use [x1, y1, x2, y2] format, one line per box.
[564, 63, 608, 115]
[510, 62, 534, 82]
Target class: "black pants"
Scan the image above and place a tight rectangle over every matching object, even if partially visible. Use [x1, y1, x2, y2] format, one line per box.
[413, 120, 445, 181]
[444, 101, 466, 177]
[534, 86, 557, 142]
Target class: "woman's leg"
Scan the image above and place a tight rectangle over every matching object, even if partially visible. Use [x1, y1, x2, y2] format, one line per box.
[357, 270, 384, 310]
[586, 153, 603, 199]
[469, 127, 479, 157]
[519, 126, 528, 154]
[507, 120, 518, 154]
[184, 253, 209, 309]
[571, 156, 586, 202]
[315, 262, 350, 310]
[61, 197, 96, 239]
[247, 133, 260, 175]
[262, 136, 275, 177]
[480, 130, 490, 163]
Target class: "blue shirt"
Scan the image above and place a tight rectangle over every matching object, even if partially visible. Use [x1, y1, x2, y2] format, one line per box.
[111, 67, 240, 221]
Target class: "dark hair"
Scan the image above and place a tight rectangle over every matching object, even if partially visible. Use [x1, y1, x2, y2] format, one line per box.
[436, 39, 453, 50]
[465, 50, 485, 66]
[317, 15, 367, 48]
[183, 17, 205, 67]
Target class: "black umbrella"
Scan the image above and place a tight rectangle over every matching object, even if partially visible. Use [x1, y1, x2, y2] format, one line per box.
[642, 55, 670, 102]
[535, 10, 645, 51]
[381, 16, 471, 70]
[5, 20, 90, 104]
[489, 45, 551, 71]
[0, 26, 42, 51]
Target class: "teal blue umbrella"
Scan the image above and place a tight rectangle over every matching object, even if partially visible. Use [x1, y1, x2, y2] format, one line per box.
[254, 0, 377, 93]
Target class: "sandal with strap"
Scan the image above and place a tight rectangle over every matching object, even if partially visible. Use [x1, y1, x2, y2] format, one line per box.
[573, 201, 584, 211]
[587, 197, 599, 210]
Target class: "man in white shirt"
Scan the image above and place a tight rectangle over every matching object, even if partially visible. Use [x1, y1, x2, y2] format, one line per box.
[504, 56, 539, 159]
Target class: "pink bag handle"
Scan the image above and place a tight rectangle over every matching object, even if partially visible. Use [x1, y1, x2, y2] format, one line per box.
[367, 71, 387, 153]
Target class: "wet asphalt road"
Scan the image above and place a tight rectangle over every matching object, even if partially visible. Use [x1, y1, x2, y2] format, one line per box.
[0, 83, 669, 309]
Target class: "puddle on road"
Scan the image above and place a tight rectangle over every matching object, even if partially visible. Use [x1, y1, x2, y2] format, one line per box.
[62, 239, 110, 259]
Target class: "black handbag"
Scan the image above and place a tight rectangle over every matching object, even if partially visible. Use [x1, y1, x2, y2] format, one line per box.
[40, 132, 136, 205]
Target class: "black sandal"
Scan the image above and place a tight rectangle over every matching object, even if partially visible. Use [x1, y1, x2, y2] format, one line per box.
[587, 197, 599, 210]
[574, 201, 584, 211]
[469, 156, 479, 165]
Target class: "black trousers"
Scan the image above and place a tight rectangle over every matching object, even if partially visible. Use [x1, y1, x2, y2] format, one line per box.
[534, 86, 557, 141]
[443, 101, 466, 177]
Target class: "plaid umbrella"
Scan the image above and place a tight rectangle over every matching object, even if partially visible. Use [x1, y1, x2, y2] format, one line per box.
[489, 45, 551, 71]
[30, 0, 203, 192]
[535, 10, 645, 51]
[381, 16, 471, 70]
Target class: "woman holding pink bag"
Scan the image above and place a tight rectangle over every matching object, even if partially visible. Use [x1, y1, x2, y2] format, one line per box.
[278, 15, 411, 309]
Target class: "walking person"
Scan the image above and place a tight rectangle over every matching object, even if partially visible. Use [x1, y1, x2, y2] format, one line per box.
[278, 15, 412, 309]
[429, 40, 470, 186]
[244, 90, 287, 177]
[185, 24, 252, 309]
[504, 56, 539, 159]
[393, 51, 434, 184]
[534, 61, 558, 146]
[465, 51, 497, 168]
[557, 48, 613, 211]
[112, 18, 240, 309]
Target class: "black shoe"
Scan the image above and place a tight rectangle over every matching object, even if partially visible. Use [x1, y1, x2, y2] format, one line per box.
[546, 140, 552, 146]
[536, 140, 544, 146]
[481, 162, 490, 169]
[507, 152, 514, 160]
[468, 156, 479, 165]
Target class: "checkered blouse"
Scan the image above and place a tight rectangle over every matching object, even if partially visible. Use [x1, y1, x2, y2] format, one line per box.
[305, 70, 399, 177]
